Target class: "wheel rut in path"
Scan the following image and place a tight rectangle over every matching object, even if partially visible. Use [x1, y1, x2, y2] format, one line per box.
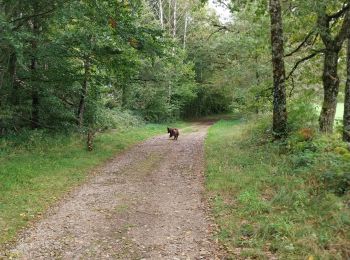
[7, 123, 223, 259]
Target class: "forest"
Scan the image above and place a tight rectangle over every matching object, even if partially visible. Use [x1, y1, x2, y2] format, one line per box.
[1, 0, 350, 259]
[1, 0, 348, 138]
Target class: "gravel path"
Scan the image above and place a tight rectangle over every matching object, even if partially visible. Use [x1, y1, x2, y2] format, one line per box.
[5, 123, 224, 259]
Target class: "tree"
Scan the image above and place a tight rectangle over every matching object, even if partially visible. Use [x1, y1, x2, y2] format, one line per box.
[317, 2, 350, 133]
[344, 38, 350, 141]
[269, 0, 287, 138]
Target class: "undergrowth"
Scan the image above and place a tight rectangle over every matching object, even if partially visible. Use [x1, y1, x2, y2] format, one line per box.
[205, 114, 350, 259]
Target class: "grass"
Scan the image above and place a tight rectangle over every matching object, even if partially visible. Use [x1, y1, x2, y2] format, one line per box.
[205, 117, 350, 259]
[0, 122, 189, 248]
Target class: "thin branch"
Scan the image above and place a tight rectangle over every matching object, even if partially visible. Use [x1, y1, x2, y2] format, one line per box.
[311, 33, 319, 46]
[10, 8, 56, 23]
[207, 28, 226, 40]
[328, 3, 350, 20]
[335, 10, 350, 47]
[58, 96, 75, 107]
[285, 29, 316, 57]
[289, 76, 295, 97]
[286, 49, 324, 80]
[207, 23, 233, 40]
[212, 23, 233, 32]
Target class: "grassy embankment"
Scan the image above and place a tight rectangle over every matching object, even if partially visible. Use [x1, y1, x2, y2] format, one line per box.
[205, 117, 350, 259]
[0, 122, 188, 248]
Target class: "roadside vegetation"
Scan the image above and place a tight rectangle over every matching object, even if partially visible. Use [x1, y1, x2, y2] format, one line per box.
[2, 0, 350, 258]
[205, 112, 350, 259]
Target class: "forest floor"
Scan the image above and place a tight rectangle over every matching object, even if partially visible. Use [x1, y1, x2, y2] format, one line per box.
[3, 122, 225, 259]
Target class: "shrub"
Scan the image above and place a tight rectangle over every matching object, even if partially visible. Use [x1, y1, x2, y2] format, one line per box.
[94, 108, 144, 131]
[321, 172, 350, 196]
[287, 95, 318, 132]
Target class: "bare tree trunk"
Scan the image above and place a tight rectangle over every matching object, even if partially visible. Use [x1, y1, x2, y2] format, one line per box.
[183, 12, 188, 49]
[30, 13, 40, 129]
[159, 0, 164, 29]
[77, 58, 90, 127]
[31, 73, 40, 129]
[319, 48, 340, 133]
[87, 129, 94, 151]
[317, 7, 350, 133]
[255, 55, 260, 114]
[168, 0, 171, 34]
[344, 39, 350, 141]
[269, 0, 287, 138]
[173, 0, 177, 38]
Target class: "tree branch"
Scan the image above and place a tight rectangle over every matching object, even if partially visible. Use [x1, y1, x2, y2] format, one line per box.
[207, 23, 233, 40]
[286, 49, 324, 80]
[335, 10, 350, 48]
[285, 29, 316, 57]
[328, 3, 350, 20]
[10, 8, 56, 24]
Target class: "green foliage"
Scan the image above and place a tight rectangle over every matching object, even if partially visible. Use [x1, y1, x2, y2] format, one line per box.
[205, 117, 350, 259]
[94, 108, 144, 131]
[287, 94, 319, 132]
[0, 0, 199, 135]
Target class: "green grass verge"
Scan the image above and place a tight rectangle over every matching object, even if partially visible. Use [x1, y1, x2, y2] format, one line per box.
[0, 122, 188, 248]
[205, 118, 350, 259]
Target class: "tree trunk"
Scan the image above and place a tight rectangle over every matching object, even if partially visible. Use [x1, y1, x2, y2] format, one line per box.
[173, 0, 177, 38]
[255, 55, 260, 114]
[317, 7, 350, 133]
[319, 48, 340, 133]
[30, 15, 39, 129]
[159, 0, 164, 29]
[77, 58, 90, 127]
[31, 50, 39, 129]
[183, 12, 188, 49]
[4, 52, 18, 105]
[168, 0, 171, 34]
[344, 39, 350, 141]
[269, 0, 287, 138]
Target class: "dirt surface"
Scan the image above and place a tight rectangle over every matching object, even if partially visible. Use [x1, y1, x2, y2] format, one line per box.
[5, 123, 224, 259]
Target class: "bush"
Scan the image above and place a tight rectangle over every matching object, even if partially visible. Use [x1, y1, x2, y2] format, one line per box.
[321, 172, 350, 195]
[288, 95, 318, 132]
[94, 108, 144, 131]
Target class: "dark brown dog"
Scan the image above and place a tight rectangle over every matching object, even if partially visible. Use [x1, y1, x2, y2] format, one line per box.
[167, 127, 179, 140]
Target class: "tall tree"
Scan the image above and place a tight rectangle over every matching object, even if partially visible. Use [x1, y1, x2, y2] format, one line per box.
[344, 38, 350, 141]
[317, 2, 350, 133]
[269, 0, 287, 137]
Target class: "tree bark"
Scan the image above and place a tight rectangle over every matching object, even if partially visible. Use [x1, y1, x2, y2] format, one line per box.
[317, 6, 350, 133]
[5, 52, 18, 105]
[168, 0, 171, 34]
[30, 13, 39, 129]
[173, 0, 177, 38]
[255, 55, 260, 114]
[159, 0, 164, 29]
[319, 48, 340, 133]
[183, 12, 188, 49]
[77, 58, 90, 127]
[269, 0, 287, 138]
[344, 39, 350, 141]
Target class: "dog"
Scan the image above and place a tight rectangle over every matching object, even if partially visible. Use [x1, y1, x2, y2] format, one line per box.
[167, 127, 179, 140]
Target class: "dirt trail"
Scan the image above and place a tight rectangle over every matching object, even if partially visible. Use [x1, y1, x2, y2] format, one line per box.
[6, 123, 224, 259]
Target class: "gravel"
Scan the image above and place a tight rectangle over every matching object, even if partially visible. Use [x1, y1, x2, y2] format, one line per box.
[5, 123, 225, 259]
